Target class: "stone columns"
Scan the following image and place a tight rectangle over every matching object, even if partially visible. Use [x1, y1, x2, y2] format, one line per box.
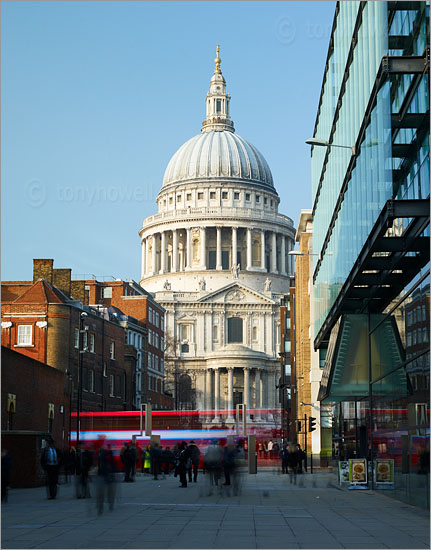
[213, 368, 220, 421]
[281, 235, 286, 275]
[145, 237, 150, 276]
[160, 231, 166, 273]
[186, 228, 191, 269]
[227, 367, 234, 421]
[141, 239, 146, 279]
[205, 369, 212, 411]
[243, 367, 250, 411]
[231, 227, 237, 267]
[255, 368, 262, 420]
[271, 232, 277, 273]
[200, 227, 207, 269]
[172, 229, 178, 272]
[260, 229, 266, 270]
[152, 234, 157, 275]
[216, 226, 222, 270]
[246, 228, 252, 270]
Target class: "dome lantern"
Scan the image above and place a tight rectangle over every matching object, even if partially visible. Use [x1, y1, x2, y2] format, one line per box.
[201, 45, 234, 133]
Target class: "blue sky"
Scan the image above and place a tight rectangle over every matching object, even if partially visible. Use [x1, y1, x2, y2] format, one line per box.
[2, 1, 335, 282]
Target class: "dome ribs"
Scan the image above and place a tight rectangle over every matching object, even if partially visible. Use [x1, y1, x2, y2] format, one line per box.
[161, 131, 274, 189]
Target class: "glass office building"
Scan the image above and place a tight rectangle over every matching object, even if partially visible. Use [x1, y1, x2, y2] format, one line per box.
[310, 2, 429, 507]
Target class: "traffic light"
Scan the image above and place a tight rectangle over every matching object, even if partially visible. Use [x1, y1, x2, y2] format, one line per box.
[308, 416, 317, 432]
[296, 420, 302, 432]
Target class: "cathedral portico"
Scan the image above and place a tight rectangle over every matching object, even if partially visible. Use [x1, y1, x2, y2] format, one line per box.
[139, 47, 295, 423]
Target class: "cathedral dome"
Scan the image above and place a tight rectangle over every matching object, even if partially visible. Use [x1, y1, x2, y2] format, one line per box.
[162, 130, 274, 190]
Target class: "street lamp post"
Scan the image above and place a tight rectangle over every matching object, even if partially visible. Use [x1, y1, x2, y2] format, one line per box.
[305, 137, 355, 156]
[65, 369, 73, 449]
[76, 311, 88, 447]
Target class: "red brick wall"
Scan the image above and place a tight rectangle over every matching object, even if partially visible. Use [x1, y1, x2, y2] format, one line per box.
[1, 347, 68, 446]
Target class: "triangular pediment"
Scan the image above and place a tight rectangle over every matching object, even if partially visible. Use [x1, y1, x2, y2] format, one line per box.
[197, 282, 275, 305]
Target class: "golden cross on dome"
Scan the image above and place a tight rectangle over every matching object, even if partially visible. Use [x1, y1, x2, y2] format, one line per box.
[214, 45, 221, 74]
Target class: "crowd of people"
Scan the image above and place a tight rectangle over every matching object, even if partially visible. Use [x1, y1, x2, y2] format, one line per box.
[279, 442, 306, 484]
[2, 436, 308, 509]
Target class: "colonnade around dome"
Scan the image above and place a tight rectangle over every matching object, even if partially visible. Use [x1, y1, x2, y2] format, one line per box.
[140, 224, 295, 280]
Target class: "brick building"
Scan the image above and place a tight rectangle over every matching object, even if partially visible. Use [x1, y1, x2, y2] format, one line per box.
[82, 279, 171, 409]
[1, 260, 135, 421]
[1, 347, 69, 487]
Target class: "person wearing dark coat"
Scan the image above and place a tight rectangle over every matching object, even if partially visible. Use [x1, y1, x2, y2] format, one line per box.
[286, 444, 299, 485]
[296, 444, 306, 473]
[41, 440, 62, 499]
[96, 443, 117, 514]
[280, 444, 289, 474]
[178, 441, 192, 488]
[150, 443, 162, 480]
[75, 443, 94, 498]
[187, 441, 201, 482]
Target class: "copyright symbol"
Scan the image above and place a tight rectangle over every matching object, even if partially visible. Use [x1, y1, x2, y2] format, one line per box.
[25, 179, 47, 208]
[276, 16, 296, 45]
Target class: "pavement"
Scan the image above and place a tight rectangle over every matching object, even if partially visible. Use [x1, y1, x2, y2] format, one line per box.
[1, 469, 429, 550]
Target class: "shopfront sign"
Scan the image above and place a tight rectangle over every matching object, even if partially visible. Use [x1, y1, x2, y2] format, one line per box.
[350, 458, 367, 484]
[339, 460, 350, 484]
[375, 458, 394, 485]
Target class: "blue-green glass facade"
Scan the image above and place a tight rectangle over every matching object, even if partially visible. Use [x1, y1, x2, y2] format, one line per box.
[311, 1, 430, 508]
[312, 2, 429, 336]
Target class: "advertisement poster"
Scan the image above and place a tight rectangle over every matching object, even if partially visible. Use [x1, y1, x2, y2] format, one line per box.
[349, 459, 367, 484]
[339, 460, 350, 484]
[375, 459, 394, 484]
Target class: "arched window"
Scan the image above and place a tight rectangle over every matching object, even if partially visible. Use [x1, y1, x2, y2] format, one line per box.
[252, 326, 258, 341]
[228, 317, 243, 343]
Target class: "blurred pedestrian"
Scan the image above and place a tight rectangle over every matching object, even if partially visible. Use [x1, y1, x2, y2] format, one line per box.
[162, 446, 175, 476]
[204, 440, 223, 494]
[223, 439, 237, 488]
[143, 446, 151, 474]
[188, 441, 201, 482]
[178, 441, 192, 488]
[150, 442, 162, 480]
[41, 439, 62, 500]
[96, 442, 117, 514]
[280, 444, 288, 474]
[75, 442, 93, 498]
[1, 448, 11, 502]
[287, 444, 299, 485]
[267, 439, 274, 458]
[296, 443, 305, 473]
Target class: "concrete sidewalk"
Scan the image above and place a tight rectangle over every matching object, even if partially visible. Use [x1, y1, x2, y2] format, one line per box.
[1, 469, 429, 549]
